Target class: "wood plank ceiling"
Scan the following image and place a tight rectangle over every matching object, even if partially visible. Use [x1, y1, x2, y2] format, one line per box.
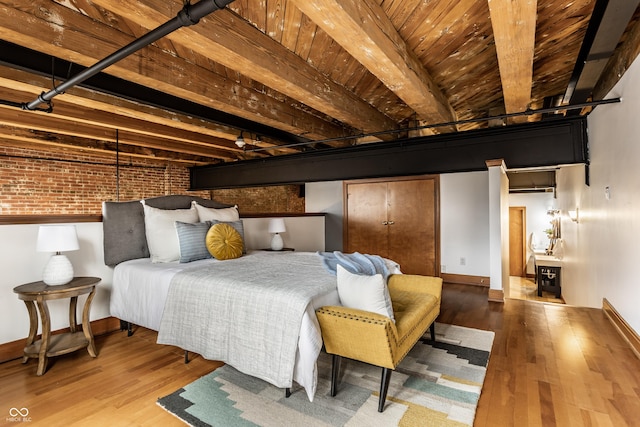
[0, 0, 639, 166]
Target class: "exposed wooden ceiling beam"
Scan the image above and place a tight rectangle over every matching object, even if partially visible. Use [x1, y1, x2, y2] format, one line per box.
[0, 126, 214, 165]
[0, 105, 239, 162]
[90, 0, 399, 138]
[0, 67, 234, 148]
[0, 84, 245, 157]
[0, 65, 299, 157]
[488, 0, 537, 123]
[288, 0, 456, 134]
[0, 0, 345, 141]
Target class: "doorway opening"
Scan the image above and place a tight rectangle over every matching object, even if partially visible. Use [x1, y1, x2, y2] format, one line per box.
[508, 205, 564, 304]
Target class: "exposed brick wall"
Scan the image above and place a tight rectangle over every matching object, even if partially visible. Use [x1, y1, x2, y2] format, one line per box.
[0, 145, 304, 216]
[211, 186, 305, 214]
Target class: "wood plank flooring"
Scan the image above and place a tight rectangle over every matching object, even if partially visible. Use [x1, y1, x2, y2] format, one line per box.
[509, 275, 565, 304]
[0, 325, 221, 426]
[2, 283, 639, 426]
[439, 284, 640, 427]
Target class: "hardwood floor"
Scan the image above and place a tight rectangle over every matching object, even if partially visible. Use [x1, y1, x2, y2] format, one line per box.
[2, 283, 639, 426]
[509, 275, 565, 304]
[440, 284, 640, 427]
[0, 326, 222, 426]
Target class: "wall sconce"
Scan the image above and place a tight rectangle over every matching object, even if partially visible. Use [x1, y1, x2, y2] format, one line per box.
[568, 208, 579, 223]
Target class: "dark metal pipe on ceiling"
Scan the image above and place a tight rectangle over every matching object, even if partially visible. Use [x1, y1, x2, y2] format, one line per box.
[23, 0, 235, 112]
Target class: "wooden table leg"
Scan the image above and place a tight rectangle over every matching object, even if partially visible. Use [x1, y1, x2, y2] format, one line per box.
[35, 297, 51, 376]
[82, 286, 98, 358]
[536, 265, 543, 297]
[22, 300, 38, 364]
[69, 296, 78, 333]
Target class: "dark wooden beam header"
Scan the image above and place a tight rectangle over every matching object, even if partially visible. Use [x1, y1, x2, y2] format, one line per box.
[190, 117, 588, 190]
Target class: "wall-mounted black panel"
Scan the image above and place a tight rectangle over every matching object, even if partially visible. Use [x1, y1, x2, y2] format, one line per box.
[190, 117, 588, 190]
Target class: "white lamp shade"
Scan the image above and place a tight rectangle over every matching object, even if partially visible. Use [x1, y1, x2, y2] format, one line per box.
[268, 218, 286, 234]
[37, 225, 79, 253]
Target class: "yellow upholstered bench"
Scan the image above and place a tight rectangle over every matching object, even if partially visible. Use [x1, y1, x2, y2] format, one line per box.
[316, 274, 443, 412]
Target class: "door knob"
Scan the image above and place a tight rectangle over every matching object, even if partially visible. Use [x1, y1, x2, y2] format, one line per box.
[382, 221, 388, 225]
[388, 220, 395, 225]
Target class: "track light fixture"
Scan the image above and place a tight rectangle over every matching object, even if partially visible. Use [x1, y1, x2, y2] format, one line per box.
[235, 132, 246, 148]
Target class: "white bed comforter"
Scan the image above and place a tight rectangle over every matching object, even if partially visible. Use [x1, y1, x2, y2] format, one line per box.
[110, 251, 339, 401]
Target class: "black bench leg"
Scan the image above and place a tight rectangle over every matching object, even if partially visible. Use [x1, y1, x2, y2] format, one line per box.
[184, 350, 190, 364]
[330, 354, 341, 397]
[422, 322, 437, 344]
[119, 320, 134, 337]
[378, 367, 393, 412]
[285, 388, 291, 398]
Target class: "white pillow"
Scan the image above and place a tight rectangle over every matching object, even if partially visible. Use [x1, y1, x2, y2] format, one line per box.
[142, 203, 199, 263]
[192, 201, 240, 222]
[336, 265, 395, 322]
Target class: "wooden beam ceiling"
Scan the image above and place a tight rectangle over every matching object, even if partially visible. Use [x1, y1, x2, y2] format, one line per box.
[0, 0, 346, 143]
[289, 0, 456, 134]
[0, 125, 214, 165]
[0, 67, 280, 163]
[488, 0, 537, 123]
[0, 67, 239, 150]
[0, 0, 638, 170]
[90, 0, 400, 139]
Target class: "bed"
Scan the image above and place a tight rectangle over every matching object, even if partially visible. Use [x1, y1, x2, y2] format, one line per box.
[103, 195, 341, 401]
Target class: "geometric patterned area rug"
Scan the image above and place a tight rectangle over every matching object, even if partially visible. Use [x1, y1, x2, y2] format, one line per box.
[157, 323, 494, 427]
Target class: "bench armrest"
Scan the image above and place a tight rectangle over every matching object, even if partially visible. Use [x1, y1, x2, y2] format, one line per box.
[388, 274, 442, 301]
[316, 306, 398, 369]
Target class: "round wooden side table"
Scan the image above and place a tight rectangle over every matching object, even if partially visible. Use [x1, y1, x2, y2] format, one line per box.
[13, 276, 101, 375]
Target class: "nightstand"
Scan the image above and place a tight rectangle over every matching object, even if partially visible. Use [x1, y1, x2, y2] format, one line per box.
[13, 277, 101, 375]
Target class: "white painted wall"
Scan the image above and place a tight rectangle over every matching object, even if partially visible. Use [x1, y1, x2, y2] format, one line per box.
[0, 216, 325, 345]
[488, 162, 510, 294]
[242, 216, 325, 252]
[0, 222, 113, 345]
[305, 181, 344, 251]
[306, 174, 493, 277]
[440, 171, 490, 276]
[554, 53, 640, 336]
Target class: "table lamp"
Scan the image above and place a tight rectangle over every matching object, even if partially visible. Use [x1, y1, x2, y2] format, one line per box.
[268, 218, 286, 251]
[37, 225, 80, 286]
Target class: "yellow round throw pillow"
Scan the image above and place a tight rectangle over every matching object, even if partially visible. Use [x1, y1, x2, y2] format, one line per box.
[206, 223, 243, 260]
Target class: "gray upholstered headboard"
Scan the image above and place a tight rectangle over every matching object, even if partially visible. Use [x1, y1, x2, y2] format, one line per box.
[102, 195, 234, 266]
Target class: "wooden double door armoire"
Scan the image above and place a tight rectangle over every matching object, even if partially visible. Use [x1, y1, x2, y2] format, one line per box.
[343, 175, 440, 276]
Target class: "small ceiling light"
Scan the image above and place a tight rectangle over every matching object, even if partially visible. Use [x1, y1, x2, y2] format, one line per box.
[235, 132, 246, 148]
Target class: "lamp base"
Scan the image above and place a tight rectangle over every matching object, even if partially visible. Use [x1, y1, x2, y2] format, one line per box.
[43, 254, 74, 286]
[270, 233, 284, 251]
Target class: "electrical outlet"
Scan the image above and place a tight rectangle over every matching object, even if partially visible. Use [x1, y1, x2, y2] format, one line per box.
[460, 257, 466, 266]
[441, 265, 446, 273]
